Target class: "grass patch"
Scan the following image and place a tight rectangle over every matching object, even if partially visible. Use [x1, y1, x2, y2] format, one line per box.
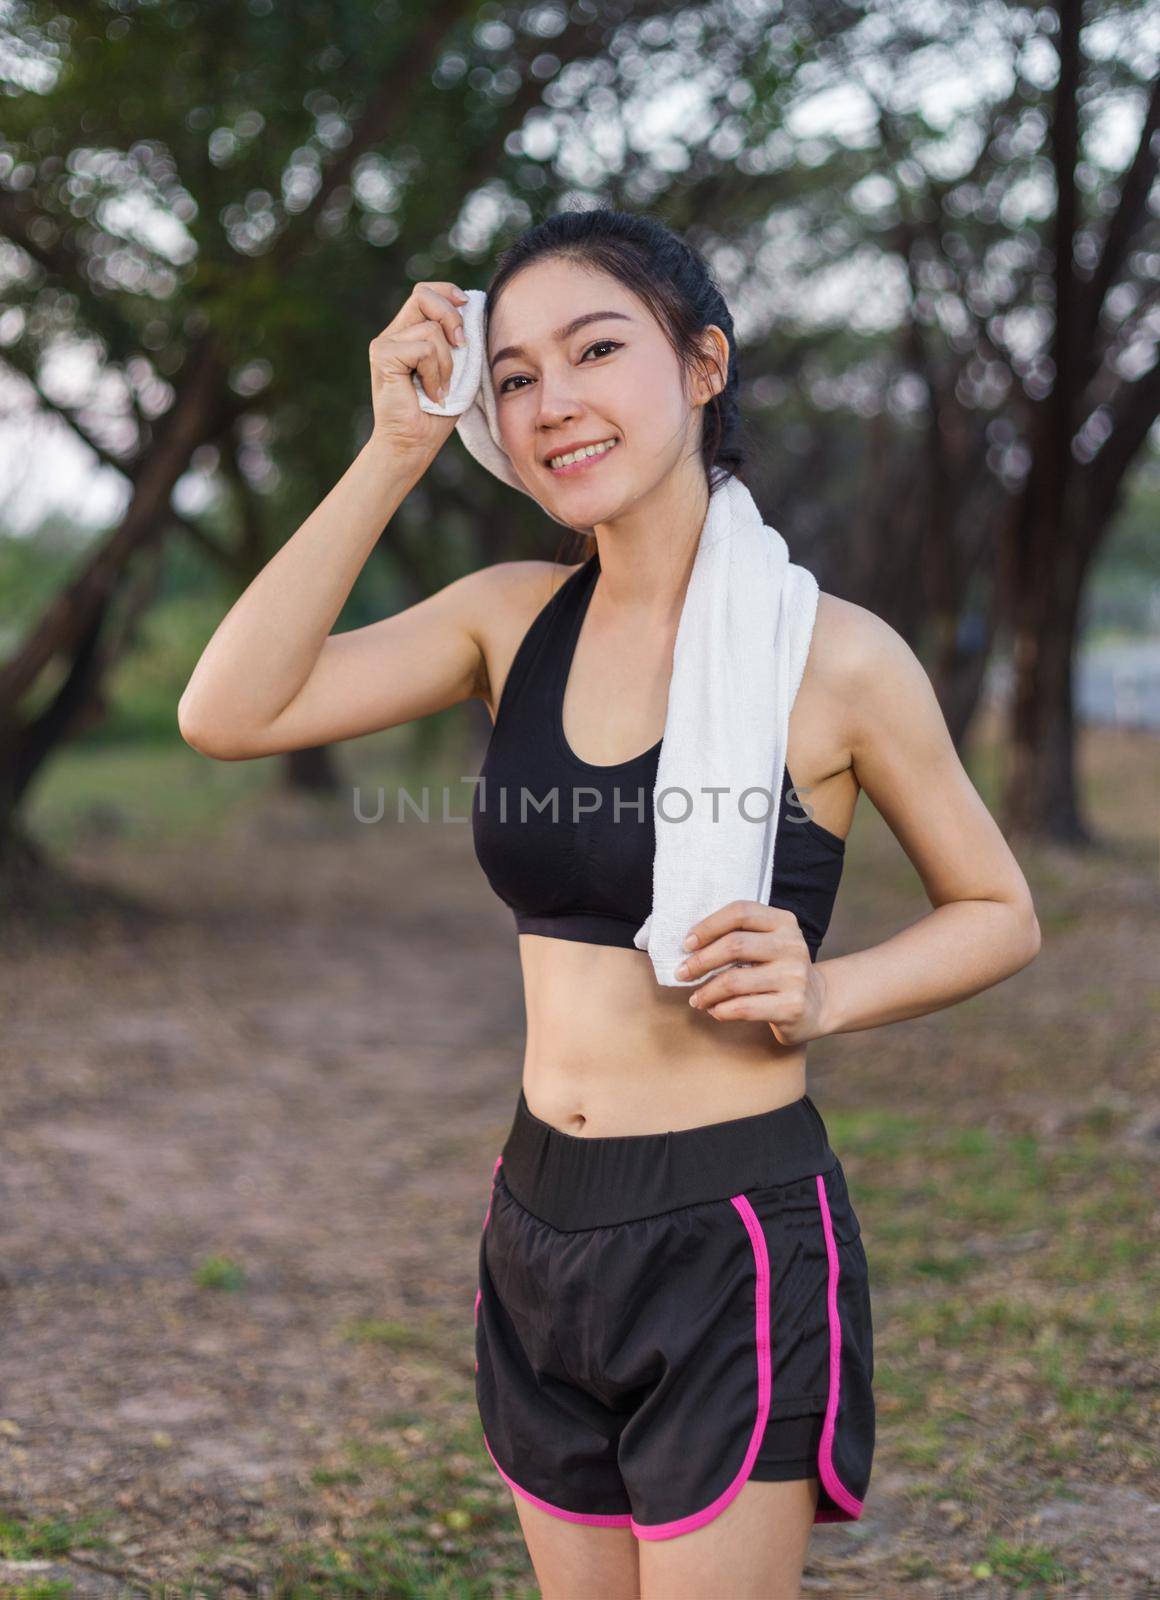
[342, 1318, 439, 1353]
[26, 740, 272, 850]
[893, 1416, 948, 1470]
[193, 1517, 539, 1599]
[837, 1103, 1158, 1498]
[189, 1407, 539, 1599]
[0, 1511, 116, 1599]
[982, 1536, 1074, 1589]
[25, 731, 479, 851]
[193, 1253, 246, 1291]
[0, 1513, 112, 1561]
[5, 1584, 76, 1599]
[311, 1466, 365, 1488]
[909, 1251, 982, 1283]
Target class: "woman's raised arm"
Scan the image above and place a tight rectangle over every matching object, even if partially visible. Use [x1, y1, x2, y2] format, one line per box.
[178, 281, 489, 760]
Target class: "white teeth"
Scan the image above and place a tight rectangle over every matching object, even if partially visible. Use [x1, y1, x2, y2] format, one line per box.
[547, 439, 618, 469]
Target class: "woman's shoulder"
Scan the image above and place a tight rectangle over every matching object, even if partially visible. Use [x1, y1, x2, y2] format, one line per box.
[475, 557, 586, 603]
[811, 589, 916, 691]
[477, 558, 587, 634]
[471, 559, 588, 719]
[460, 557, 582, 627]
[810, 589, 939, 755]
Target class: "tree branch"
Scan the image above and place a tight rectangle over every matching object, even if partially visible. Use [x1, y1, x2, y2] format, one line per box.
[1082, 356, 1160, 548]
[1079, 74, 1160, 371]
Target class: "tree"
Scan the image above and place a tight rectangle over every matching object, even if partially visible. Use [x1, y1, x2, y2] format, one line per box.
[0, 0, 676, 896]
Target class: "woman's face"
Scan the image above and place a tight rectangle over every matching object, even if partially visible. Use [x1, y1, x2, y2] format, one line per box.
[487, 257, 713, 522]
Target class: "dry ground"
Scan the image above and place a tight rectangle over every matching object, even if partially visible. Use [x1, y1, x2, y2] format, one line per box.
[0, 717, 1156, 1599]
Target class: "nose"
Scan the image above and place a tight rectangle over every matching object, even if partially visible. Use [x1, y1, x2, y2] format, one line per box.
[534, 403, 582, 461]
[534, 371, 584, 426]
[536, 398, 580, 431]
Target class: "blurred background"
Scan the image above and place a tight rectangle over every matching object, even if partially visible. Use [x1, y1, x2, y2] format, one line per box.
[0, 2, 1156, 1596]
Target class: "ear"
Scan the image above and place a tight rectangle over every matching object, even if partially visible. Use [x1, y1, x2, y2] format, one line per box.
[692, 325, 729, 406]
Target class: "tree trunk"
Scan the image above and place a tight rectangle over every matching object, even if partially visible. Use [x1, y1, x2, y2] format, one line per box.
[1003, 513, 1093, 843]
[1000, 0, 1089, 844]
[283, 746, 341, 794]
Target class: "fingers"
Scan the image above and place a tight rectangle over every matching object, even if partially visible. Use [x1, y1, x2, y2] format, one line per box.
[391, 282, 469, 354]
[417, 322, 456, 403]
[372, 282, 470, 404]
[675, 903, 801, 980]
[688, 953, 806, 1030]
[370, 320, 453, 404]
[366, 327, 440, 408]
[412, 282, 469, 361]
[681, 900, 780, 955]
[382, 281, 467, 337]
[688, 958, 771, 1011]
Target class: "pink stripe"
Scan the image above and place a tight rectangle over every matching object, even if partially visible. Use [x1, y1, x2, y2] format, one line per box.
[474, 1150, 633, 1527]
[482, 1153, 502, 1231]
[481, 1431, 634, 1527]
[475, 1163, 859, 1536]
[813, 1172, 864, 1520]
[630, 1194, 772, 1540]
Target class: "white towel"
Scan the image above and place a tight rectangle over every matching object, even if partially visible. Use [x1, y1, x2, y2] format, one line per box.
[415, 288, 820, 988]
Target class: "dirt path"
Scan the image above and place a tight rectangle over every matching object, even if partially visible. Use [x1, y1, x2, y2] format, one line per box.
[1, 799, 540, 1595]
[1, 729, 1156, 1597]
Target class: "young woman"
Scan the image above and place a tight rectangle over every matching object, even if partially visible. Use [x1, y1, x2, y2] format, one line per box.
[179, 209, 1041, 1600]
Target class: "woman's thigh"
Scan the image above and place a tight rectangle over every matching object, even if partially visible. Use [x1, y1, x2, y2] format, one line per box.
[638, 1476, 818, 1600]
[511, 1493, 641, 1600]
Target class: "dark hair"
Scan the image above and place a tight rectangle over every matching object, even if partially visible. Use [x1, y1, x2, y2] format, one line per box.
[484, 207, 750, 554]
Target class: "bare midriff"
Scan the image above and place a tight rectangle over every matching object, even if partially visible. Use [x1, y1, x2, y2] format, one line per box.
[511, 682, 857, 1138]
[517, 933, 812, 1136]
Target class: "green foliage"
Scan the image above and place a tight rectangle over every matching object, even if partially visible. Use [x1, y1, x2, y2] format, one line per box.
[0, 1509, 111, 1560]
[2, 0, 1157, 856]
[983, 1536, 1074, 1590]
[98, 590, 238, 743]
[194, 1253, 247, 1290]
[342, 1318, 437, 1352]
[0, 519, 91, 650]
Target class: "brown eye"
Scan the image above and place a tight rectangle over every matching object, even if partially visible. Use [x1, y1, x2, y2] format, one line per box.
[498, 340, 622, 395]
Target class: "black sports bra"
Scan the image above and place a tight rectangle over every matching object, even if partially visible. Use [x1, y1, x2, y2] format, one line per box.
[471, 553, 845, 960]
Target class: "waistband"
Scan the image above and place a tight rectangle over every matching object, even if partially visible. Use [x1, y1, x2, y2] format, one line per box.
[499, 1086, 837, 1231]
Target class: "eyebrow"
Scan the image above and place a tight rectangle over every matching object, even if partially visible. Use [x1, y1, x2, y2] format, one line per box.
[489, 311, 635, 370]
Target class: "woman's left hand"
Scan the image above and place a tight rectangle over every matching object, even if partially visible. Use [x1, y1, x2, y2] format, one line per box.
[674, 901, 828, 1046]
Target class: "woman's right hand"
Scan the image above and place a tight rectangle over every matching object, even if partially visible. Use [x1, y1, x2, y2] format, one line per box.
[367, 281, 471, 460]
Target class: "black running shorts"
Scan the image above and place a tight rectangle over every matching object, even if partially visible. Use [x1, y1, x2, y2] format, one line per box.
[473, 1087, 875, 1541]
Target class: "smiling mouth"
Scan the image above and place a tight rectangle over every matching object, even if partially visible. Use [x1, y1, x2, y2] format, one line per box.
[545, 439, 620, 474]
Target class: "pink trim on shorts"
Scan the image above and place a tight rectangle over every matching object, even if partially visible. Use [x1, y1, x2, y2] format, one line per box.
[813, 1171, 864, 1521]
[475, 1161, 863, 1537]
[482, 1432, 634, 1528]
[628, 1193, 773, 1541]
[475, 1151, 633, 1527]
